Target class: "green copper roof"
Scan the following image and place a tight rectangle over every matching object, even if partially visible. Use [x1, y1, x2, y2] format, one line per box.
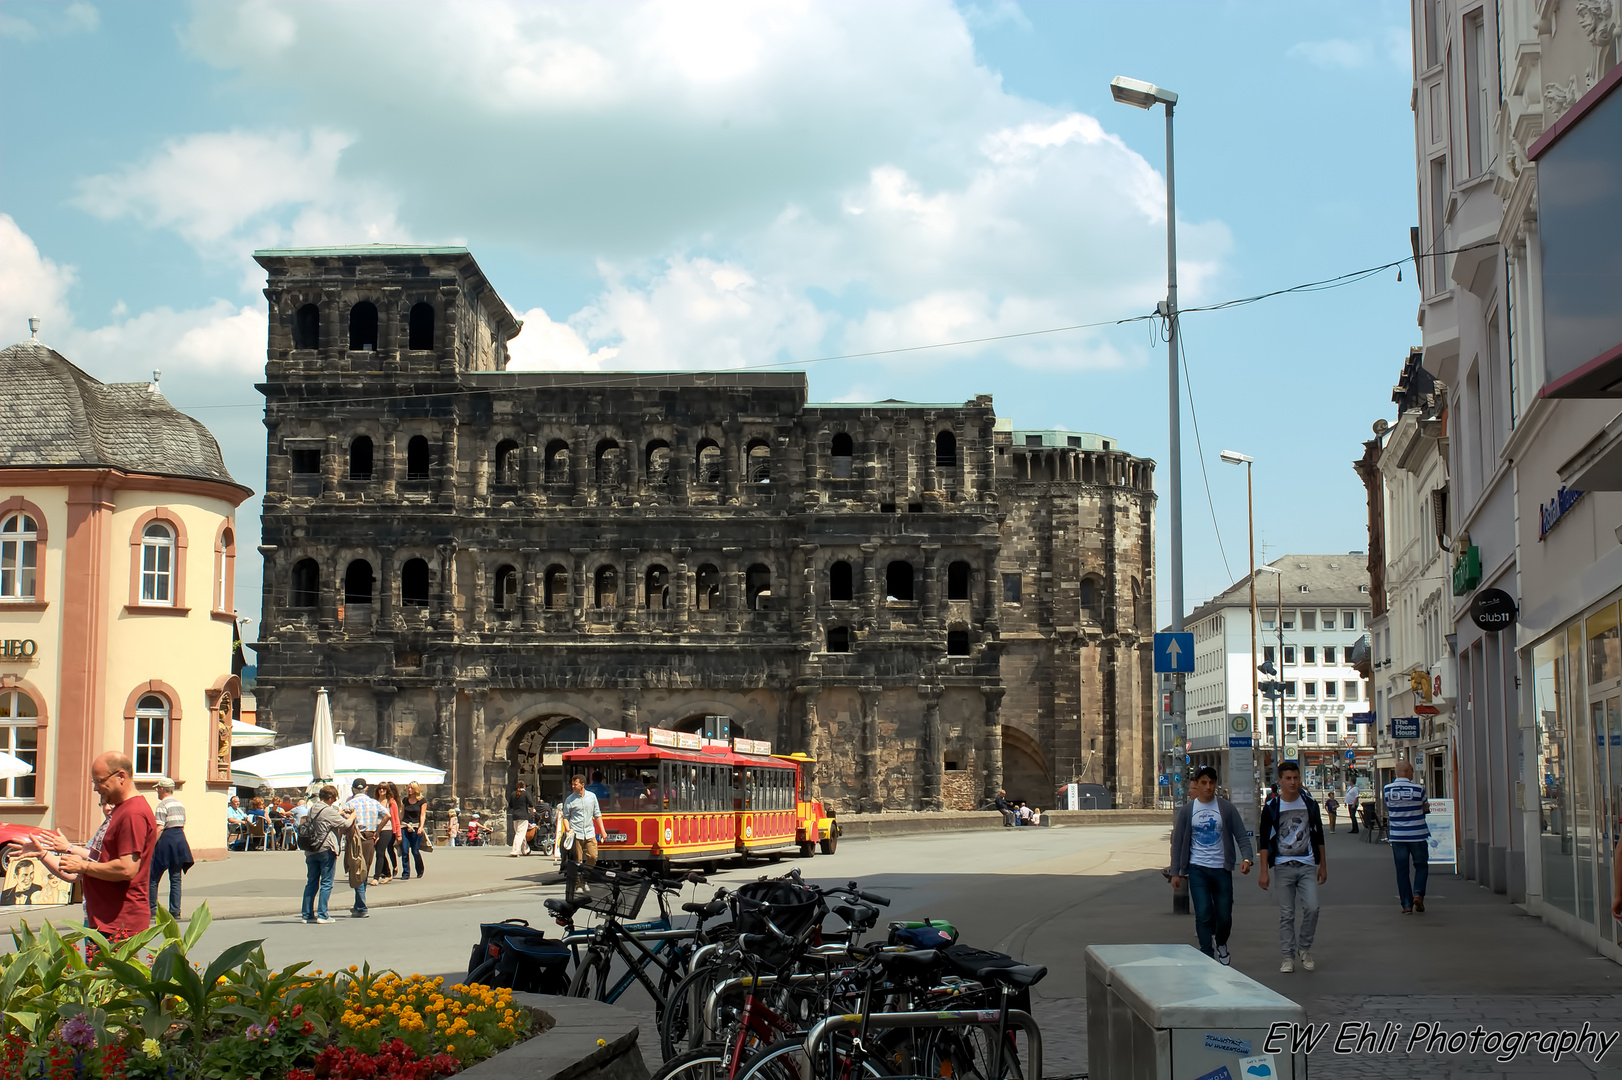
[252, 245, 471, 257]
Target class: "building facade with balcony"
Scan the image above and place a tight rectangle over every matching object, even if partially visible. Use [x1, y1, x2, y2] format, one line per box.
[250, 246, 1158, 822]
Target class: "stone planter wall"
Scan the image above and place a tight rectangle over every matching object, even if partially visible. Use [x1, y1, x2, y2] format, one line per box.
[460, 994, 648, 1080]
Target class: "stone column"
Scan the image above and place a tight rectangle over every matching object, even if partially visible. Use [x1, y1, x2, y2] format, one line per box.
[981, 543, 1000, 635]
[798, 687, 822, 800]
[921, 412, 937, 493]
[921, 544, 941, 629]
[524, 432, 543, 506]
[674, 549, 691, 631]
[320, 552, 339, 631]
[722, 426, 742, 503]
[621, 548, 640, 630]
[799, 544, 819, 634]
[322, 432, 341, 498]
[380, 419, 400, 499]
[859, 687, 883, 812]
[256, 684, 277, 733]
[437, 542, 459, 631]
[920, 687, 943, 811]
[571, 548, 589, 629]
[469, 548, 486, 631]
[440, 421, 458, 504]
[571, 424, 589, 506]
[621, 686, 641, 733]
[861, 543, 879, 630]
[981, 686, 1005, 803]
[520, 548, 540, 631]
[723, 546, 743, 632]
[469, 688, 488, 801]
[374, 686, 397, 753]
[473, 434, 490, 501]
[436, 687, 458, 786]
[378, 546, 397, 630]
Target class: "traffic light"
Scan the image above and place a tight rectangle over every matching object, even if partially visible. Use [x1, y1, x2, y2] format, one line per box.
[1259, 680, 1284, 699]
[1258, 660, 1278, 676]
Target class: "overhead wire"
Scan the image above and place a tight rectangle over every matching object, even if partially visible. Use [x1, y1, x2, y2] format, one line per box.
[1169, 315, 1234, 585]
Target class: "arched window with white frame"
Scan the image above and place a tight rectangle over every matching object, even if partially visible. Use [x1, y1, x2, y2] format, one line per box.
[141, 523, 175, 604]
[0, 512, 38, 600]
[0, 689, 39, 800]
[134, 694, 170, 777]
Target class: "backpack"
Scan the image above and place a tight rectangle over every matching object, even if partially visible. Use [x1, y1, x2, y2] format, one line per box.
[297, 810, 322, 852]
[888, 919, 959, 949]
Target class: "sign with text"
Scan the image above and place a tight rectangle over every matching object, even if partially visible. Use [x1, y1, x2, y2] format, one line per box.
[0, 639, 38, 661]
[1390, 716, 1422, 740]
[1426, 797, 1457, 865]
[1470, 588, 1519, 632]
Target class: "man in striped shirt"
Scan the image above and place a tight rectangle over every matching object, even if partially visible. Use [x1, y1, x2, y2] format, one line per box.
[1382, 762, 1431, 913]
[344, 779, 385, 919]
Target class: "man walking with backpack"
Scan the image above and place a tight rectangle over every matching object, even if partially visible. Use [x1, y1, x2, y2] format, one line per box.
[1169, 766, 1254, 966]
[1258, 760, 1328, 972]
[299, 785, 353, 924]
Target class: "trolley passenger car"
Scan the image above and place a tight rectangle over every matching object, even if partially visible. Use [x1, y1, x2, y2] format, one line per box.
[561, 729, 837, 867]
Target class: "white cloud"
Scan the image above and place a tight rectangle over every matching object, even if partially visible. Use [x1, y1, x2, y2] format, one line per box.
[1287, 38, 1373, 69]
[506, 306, 620, 370]
[0, 214, 75, 344]
[0, 2, 98, 40]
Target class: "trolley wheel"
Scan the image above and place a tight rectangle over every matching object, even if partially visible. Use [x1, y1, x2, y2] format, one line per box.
[799, 841, 815, 858]
[819, 831, 837, 855]
[703, 861, 720, 875]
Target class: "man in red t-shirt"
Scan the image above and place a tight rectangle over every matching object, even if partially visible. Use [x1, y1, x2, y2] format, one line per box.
[60, 751, 158, 940]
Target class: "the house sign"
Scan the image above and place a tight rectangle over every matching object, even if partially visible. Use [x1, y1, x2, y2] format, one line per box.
[1539, 486, 1585, 540]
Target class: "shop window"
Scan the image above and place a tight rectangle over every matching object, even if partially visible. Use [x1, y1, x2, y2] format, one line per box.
[141, 523, 176, 605]
[830, 432, 854, 479]
[292, 303, 320, 350]
[829, 560, 853, 602]
[408, 302, 435, 350]
[0, 689, 38, 801]
[134, 694, 169, 777]
[401, 558, 430, 607]
[1, 512, 39, 600]
[349, 436, 374, 480]
[344, 560, 374, 605]
[289, 559, 320, 608]
[948, 561, 971, 601]
[885, 560, 915, 602]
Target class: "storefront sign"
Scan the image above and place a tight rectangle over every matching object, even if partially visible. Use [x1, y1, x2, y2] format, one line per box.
[1451, 545, 1482, 596]
[1426, 798, 1456, 866]
[1391, 717, 1422, 739]
[1470, 588, 1519, 631]
[1349, 711, 1376, 725]
[1538, 486, 1584, 540]
[0, 639, 38, 661]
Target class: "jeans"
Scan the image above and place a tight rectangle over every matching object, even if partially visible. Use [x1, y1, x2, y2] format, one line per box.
[302, 850, 336, 920]
[399, 829, 424, 878]
[149, 863, 183, 918]
[351, 879, 368, 914]
[1271, 861, 1320, 956]
[1391, 840, 1429, 909]
[1187, 865, 1234, 957]
[374, 829, 397, 878]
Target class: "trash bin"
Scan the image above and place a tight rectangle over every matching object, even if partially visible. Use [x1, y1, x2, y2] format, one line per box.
[1085, 944, 1307, 1080]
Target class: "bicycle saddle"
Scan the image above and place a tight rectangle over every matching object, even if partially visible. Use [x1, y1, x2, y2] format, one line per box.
[878, 949, 942, 976]
[683, 899, 728, 918]
[975, 963, 1047, 988]
[545, 897, 582, 918]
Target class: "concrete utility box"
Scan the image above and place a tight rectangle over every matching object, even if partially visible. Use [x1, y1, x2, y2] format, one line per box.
[1085, 944, 1307, 1080]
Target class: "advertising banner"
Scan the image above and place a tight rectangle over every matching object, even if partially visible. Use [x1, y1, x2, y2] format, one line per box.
[1426, 797, 1457, 867]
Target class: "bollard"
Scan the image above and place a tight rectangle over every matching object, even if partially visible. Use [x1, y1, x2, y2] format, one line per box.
[1162, 867, 1190, 914]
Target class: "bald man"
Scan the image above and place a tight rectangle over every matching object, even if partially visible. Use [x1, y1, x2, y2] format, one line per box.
[1382, 761, 1431, 914]
[59, 751, 158, 940]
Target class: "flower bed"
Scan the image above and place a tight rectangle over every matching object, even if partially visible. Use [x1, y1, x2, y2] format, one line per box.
[0, 905, 534, 1079]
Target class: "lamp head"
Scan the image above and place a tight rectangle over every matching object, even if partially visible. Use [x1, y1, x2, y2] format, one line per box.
[1219, 449, 1253, 465]
[1110, 76, 1178, 109]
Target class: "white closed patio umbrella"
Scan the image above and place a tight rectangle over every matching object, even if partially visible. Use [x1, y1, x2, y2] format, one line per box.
[310, 686, 336, 787]
[0, 750, 33, 780]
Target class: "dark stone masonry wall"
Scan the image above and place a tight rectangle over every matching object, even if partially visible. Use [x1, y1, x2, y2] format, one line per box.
[251, 248, 1157, 822]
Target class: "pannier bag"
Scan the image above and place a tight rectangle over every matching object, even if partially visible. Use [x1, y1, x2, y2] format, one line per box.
[467, 918, 572, 995]
[888, 919, 960, 949]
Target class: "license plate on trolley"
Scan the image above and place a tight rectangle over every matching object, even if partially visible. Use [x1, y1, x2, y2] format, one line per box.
[603, 831, 629, 843]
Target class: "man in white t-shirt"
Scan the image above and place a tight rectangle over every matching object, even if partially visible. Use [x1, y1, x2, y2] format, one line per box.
[1259, 760, 1328, 973]
[1170, 766, 1254, 966]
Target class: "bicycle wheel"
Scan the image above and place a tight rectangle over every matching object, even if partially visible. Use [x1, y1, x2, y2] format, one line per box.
[569, 947, 611, 1000]
[649, 1046, 726, 1080]
[910, 1025, 1023, 1080]
[659, 964, 729, 1060]
[738, 1034, 890, 1080]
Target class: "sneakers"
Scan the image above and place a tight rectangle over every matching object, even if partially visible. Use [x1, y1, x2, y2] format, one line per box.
[1215, 945, 1231, 967]
[1299, 950, 1316, 971]
[1414, 895, 1425, 913]
[314, 916, 336, 924]
[351, 910, 370, 919]
[302, 916, 315, 924]
[1279, 956, 1294, 973]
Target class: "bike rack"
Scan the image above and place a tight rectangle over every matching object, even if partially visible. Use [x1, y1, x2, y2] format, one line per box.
[800, 1009, 1042, 1080]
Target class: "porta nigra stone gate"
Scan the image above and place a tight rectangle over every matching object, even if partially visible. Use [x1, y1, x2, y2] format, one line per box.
[251, 246, 1158, 826]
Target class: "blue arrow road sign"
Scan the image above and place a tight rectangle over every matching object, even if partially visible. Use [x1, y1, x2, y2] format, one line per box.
[1154, 632, 1195, 674]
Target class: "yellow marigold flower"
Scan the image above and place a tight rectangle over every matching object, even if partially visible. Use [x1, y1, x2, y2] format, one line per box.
[141, 1038, 162, 1059]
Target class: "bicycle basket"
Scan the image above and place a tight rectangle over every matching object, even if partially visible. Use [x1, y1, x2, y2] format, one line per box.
[564, 861, 650, 919]
[733, 878, 823, 954]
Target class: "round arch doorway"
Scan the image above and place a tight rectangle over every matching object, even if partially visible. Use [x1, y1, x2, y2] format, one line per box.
[508, 715, 591, 806]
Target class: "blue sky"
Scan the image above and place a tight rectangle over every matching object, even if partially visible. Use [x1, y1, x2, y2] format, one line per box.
[1, 0, 1419, 639]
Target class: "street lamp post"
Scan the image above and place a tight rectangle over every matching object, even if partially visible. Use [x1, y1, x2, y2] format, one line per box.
[1111, 75, 1185, 806]
[1258, 565, 1285, 785]
[1220, 450, 1259, 837]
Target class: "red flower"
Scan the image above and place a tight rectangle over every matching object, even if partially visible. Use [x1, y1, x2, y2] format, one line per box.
[291, 1003, 304, 1018]
[302, 1020, 315, 1035]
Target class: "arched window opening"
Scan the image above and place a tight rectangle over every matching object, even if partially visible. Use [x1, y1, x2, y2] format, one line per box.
[408, 302, 435, 350]
[406, 435, 431, 480]
[594, 566, 619, 609]
[495, 439, 522, 485]
[885, 560, 915, 602]
[936, 430, 958, 468]
[645, 565, 670, 610]
[696, 564, 721, 611]
[830, 432, 854, 479]
[746, 564, 772, 610]
[1131, 577, 1142, 630]
[0, 688, 39, 799]
[696, 440, 722, 484]
[747, 441, 771, 485]
[289, 558, 320, 608]
[494, 564, 519, 612]
[1, 513, 39, 600]
[545, 440, 570, 483]
[349, 436, 374, 480]
[140, 522, 176, 605]
[293, 303, 320, 350]
[947, 629, 971, 656]
[829, 560, 853, 602]
[134, 694, 170, 777]
[216, 527, 235, 612]
[596, 440, 624, 490]
[343, 560, 374, 605]
[826, 626, 851, 653]
[947, 560, 971, 601]
[646, 441, 672, 489]
[348, 301, 379, 351]
[544, 565, 570, 610]
[1081, 575, 1104, 621]
[401, 558, 431, 607]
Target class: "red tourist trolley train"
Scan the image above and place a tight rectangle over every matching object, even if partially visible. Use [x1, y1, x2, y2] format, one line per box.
[561, 729, 838, 867]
